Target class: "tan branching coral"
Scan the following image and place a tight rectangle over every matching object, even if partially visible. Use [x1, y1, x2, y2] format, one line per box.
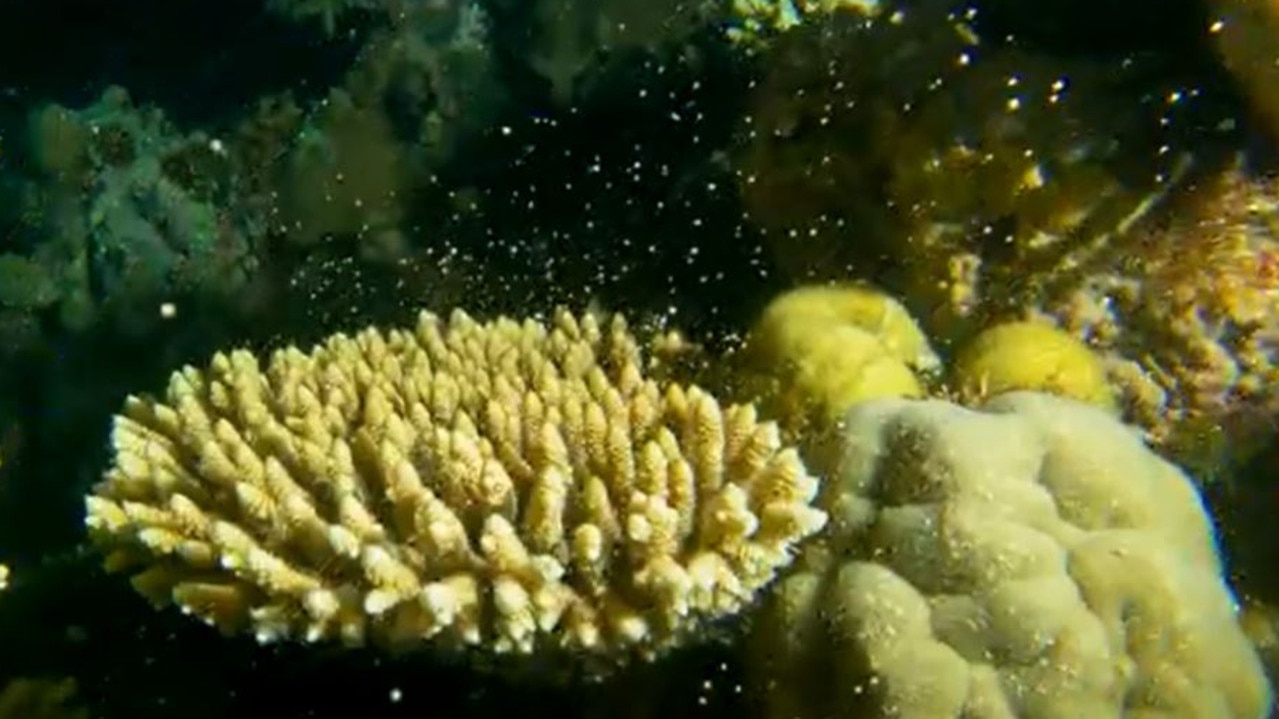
[1041, 166, 1279, 477]
[84, 308, 826, 671]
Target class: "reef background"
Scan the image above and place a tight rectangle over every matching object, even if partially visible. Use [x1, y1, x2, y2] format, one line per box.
[0, 0, 1274, 716]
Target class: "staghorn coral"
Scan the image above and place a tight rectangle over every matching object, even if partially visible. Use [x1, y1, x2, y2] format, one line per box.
[749, 391, 1272, 719]
[83, 307, 826, 674]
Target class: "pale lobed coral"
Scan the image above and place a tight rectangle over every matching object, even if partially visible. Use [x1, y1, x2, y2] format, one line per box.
[749, 391, 1272, 719]
[83, 308, 826, 672]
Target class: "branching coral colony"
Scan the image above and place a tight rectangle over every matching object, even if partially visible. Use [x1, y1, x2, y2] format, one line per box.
[84, 308, 827, 676]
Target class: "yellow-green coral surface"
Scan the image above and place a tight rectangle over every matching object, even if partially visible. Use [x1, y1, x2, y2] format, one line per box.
[738, 284, 937, 428]
[950, 321, 1115, 409]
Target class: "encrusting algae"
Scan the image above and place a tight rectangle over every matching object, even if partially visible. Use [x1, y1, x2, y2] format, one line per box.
[83, 307, 827, 675]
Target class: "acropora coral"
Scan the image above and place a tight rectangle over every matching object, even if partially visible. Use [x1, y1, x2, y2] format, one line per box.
[749, 391, 1272, 719]
[84, 307, 826, 675]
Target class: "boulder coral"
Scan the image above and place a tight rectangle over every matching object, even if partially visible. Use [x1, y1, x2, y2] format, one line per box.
[749, 391, 1271, 719]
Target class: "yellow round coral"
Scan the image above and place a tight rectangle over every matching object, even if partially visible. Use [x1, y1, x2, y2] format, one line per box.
[950, 320, 1115, 408]
[755, 283, 940, 373]
[739, 284, 934, 428]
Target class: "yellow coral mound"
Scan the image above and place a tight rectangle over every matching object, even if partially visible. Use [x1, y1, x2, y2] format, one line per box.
[950, 320, 1115, 409]
[84, 308, 826, 671]
[737, 284, 935, 430]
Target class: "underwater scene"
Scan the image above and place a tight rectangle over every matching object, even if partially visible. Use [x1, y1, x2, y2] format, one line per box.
[1, 0, 1279, 716]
